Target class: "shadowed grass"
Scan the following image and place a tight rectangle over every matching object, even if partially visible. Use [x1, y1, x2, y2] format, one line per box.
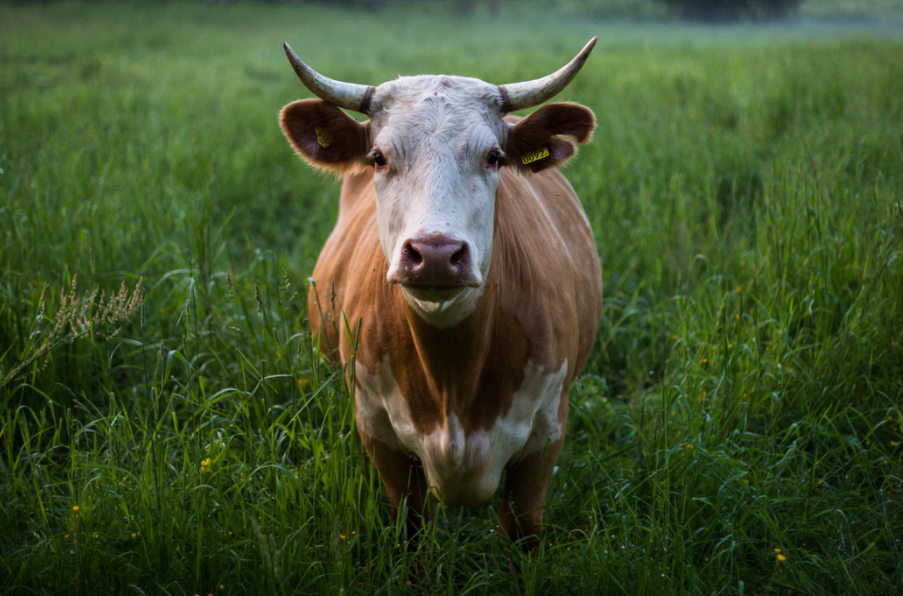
[1, 2, 902, 595]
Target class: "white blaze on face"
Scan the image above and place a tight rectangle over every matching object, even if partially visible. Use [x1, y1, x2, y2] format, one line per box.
[368, 76, 508, 324]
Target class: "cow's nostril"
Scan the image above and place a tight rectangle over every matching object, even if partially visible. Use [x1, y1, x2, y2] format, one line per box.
[451, 246, 467, 266]
[403, 242, 423, 266]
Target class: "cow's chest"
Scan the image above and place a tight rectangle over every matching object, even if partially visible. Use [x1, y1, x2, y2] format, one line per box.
[354, 358, 568, 507]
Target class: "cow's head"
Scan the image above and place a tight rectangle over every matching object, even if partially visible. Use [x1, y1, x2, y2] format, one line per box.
[280, 40, 596, 326]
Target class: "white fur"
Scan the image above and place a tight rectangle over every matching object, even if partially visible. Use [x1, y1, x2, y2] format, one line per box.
[354, 358, 568, 507]
[368, 76, 509, 326]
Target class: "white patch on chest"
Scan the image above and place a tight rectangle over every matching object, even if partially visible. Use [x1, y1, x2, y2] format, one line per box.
[354, 358, 568, 507]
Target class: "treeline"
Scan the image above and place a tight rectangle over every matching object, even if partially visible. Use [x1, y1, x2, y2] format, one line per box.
[660, 0, 801, 20]
[0, 0, 805, 21]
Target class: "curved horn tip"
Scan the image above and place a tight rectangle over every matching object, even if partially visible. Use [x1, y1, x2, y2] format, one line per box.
[283, 42, 299, 61]
[497, 37, 598, 113]
[578, 37, 598, 60]
[281, 41, 374, 114]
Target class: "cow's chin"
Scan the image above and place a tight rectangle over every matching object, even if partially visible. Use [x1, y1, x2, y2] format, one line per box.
[399, 284, 484, 329]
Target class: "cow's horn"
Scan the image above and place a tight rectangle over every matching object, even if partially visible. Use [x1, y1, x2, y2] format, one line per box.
[497, 37, 597, 113]
[283, 42, 376, 114]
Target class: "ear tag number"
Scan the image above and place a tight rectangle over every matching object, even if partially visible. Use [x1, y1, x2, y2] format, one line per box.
[314, 127, 332, 149]
[522, 147, 550, 165]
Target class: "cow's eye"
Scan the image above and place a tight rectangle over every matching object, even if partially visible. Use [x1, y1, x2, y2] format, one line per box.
[487, 151, 500, 166]
[372, 151, 387, 168]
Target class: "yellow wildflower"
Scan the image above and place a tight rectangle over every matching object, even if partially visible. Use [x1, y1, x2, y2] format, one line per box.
[131, 533, 137, 539]
[777, 554, 787, 562]
[72, 505, 80, 512]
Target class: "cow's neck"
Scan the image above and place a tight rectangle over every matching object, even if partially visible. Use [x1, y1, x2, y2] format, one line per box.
[400, 285, 495, 409]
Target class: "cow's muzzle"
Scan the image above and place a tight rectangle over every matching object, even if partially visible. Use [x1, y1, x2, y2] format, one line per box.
[388, 234, 482, 292]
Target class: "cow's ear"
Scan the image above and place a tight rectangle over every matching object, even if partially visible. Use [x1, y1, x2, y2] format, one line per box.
[504, 103, 595, 173]
[280, 99, 370, 174]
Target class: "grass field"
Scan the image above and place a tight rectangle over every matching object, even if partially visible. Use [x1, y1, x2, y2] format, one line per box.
[2, 2, 903, 595]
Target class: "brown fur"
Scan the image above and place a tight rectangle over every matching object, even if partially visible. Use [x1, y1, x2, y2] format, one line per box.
[504, 103, 596, 173]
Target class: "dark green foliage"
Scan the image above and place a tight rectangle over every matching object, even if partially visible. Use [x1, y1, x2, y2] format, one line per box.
[658, 0, 802, 20]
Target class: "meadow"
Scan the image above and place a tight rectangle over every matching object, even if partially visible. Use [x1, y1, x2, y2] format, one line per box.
[1, 2, 902, 594]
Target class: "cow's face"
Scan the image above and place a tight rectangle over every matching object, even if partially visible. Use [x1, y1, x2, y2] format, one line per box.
[280, 42, 596, 326]
[368, 78, 506, 301]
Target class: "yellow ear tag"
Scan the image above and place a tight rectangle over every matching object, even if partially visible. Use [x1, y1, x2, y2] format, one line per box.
[521, 147, 550, 165]
[314, 127, 332, 149]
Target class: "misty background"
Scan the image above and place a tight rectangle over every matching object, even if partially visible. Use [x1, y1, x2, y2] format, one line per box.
[5, 0, 903, 20]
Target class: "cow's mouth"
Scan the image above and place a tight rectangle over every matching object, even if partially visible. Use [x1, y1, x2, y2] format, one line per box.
[398, 281, 484, 303]
[403, 283, 466, 292]
[401, 283, 469, 299]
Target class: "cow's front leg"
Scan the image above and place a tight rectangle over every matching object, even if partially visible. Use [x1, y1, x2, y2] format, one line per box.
[499, 437, 564, 552]
[358, 432, 432, 542]
[500, 439, 564, 595]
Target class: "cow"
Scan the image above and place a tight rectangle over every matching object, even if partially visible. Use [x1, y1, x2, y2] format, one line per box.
[279, 39, 602, 552]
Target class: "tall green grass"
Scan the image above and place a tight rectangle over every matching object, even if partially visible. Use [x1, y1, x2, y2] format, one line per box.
[1, 2, 902, 594]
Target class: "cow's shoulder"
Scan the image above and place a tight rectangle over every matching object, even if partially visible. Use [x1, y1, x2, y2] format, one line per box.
[308, 168, 383, 360]
[337, 167, 375, 218]
[494, 167, 602, 370]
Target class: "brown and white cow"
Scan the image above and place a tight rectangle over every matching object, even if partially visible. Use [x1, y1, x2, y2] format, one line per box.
[280, 39, 602, 549]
